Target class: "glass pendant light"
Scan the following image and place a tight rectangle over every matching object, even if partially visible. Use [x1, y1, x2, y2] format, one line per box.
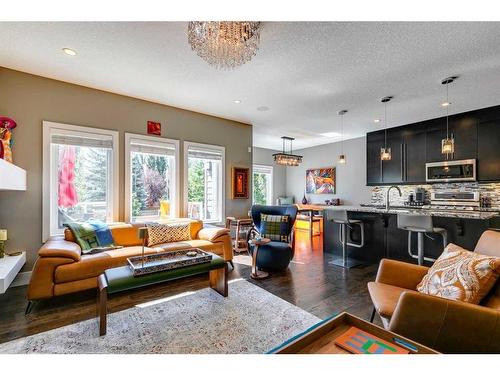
[338, 110, 347, 164]
[380, 96, 393, 161]
[441, 76, 457, 156]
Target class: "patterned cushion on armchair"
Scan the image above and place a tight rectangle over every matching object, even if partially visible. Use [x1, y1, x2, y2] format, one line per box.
[259, 214, 290, 242]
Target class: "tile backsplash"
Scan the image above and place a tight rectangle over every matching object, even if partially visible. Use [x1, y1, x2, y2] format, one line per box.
[371, 182, 500, 210]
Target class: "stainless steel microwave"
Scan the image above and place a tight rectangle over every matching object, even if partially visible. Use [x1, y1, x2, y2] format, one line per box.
[425, 159, 476, 182]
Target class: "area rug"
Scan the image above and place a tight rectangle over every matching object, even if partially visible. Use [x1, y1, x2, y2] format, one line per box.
[0, 279, 320, 354]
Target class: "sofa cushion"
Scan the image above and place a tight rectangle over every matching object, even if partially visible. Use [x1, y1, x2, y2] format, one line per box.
[54, 240, 223, 283]
[417, 243, 500, 304]
[147, 223, 191, 246]
[367, 281, 410, 318]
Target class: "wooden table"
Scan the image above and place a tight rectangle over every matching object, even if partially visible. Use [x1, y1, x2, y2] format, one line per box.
[248, 238, 271, 280]
[225, 217, 254, 253]
[296, 204, 327, 237]
[269, 312, 438, 354]
[97, 252, 227, 336]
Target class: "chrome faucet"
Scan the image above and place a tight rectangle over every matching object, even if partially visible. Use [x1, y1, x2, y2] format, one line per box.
[386, 185, 402, 210]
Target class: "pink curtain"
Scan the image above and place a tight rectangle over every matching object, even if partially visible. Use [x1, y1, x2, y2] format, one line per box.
[58, 146, 78, 208]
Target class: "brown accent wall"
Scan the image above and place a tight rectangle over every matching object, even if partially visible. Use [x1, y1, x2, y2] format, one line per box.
[0, 67, 252, 270]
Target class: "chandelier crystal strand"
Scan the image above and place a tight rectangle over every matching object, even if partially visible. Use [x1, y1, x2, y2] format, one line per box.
[188, 22, 261, 70]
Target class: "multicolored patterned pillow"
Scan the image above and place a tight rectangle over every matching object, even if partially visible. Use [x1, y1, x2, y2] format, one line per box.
[259, 214, 290, 242]
[147, 223, 191, 246]
[65, 221, 119, 255]
[417, 243, 500, 304]
[64, 222, 100, 254]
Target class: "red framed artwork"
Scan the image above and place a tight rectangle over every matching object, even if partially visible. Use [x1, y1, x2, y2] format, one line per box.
[232, 167, 249, 199]
[147, 121, 161, 136]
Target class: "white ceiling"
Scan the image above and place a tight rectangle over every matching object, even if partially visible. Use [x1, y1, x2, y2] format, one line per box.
[1, 22, 500, 150]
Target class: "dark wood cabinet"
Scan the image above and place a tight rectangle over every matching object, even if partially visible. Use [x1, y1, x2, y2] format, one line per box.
[425, 119, 448, 163]
[366, 131, 384, 185]
[426, 114, 477, 162]
[366, 105, 500, 185]
[449, 114, 477, 161]
[477, 120, 500, 181]
[381, 130, 403, 184]
[402, 124, 427, 182]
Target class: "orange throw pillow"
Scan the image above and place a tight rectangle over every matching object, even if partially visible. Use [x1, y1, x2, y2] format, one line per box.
[417, 243, 500, 304]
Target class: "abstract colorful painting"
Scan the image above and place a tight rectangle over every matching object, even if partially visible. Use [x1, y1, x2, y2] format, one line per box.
[306, 167, 335, 194]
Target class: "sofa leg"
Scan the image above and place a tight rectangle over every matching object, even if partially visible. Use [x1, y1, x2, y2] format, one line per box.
[228, 260, 234, 270]
[25, 300, 35, 315]
[370, 307, 376, 323]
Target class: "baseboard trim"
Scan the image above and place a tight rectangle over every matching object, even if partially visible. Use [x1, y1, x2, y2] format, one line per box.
[11, 271, 31, 287]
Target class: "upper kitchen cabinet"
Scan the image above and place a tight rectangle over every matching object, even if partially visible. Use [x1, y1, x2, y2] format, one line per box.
[426, 114, 477, 162]
[477, 120, 500, 181]
[380, 128, 404, 184]
[401, 123, 427, 182]
[367, 125, 426, 185]
[366, 105, 500, 186]
[366, 130, 384, 185]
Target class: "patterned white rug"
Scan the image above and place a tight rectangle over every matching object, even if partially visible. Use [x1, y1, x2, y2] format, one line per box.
[0, 279, 320, 354]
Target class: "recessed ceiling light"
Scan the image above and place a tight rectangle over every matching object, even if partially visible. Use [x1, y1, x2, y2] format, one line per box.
[233, 100, 242, 104]
[374, 119, 381, 123]
[441, 101, 451, 107]
[257, 106, 269, 112]
[62, 48, 77, 56]
[320, 132, 341, 138]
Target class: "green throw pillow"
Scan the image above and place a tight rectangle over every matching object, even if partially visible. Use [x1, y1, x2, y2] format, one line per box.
[259, 214, 290, 242]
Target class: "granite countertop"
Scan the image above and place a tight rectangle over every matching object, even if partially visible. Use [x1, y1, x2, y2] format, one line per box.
[324, 205, 499, 220]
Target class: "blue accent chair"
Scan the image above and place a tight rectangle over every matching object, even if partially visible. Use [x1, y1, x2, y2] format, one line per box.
[248, 205, 298, 271]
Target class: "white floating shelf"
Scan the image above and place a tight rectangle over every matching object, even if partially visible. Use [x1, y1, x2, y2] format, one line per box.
[0, 252, 26, 293]
[0, 158, 26, 191]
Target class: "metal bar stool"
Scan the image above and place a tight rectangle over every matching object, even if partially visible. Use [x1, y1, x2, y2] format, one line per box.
[397, 213, 448, 265]
[329, 210, 365, 268]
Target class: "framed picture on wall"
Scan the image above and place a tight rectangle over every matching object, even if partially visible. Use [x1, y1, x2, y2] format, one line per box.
[147, 121, 161, 136]
[306, 167, 336, 194]
[232, 167, 249, 199]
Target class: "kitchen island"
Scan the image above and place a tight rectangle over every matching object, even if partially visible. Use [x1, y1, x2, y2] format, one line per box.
[323, 205, 499, 265]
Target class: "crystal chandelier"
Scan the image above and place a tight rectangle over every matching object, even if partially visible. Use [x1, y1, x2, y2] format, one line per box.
[380, 96, 393, 161]
[273, 137, 303, 166]
[441, 76, 457, 156]
[338, 110, 347, 164]
[187, 21, 261, 70]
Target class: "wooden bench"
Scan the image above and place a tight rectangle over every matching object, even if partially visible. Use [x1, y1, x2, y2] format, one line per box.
[97, 253, 227, 336]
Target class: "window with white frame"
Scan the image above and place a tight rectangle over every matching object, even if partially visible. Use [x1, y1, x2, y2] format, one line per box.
[42, 121, 119, 240]
[253, 164, 273, 205]
[125, 133, 179, 222]
[184, 142, 225, 223]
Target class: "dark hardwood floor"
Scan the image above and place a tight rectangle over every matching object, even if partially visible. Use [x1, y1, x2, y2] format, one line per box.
[0, 230, 380, 345]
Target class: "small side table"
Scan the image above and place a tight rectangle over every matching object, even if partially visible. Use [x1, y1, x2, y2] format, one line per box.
[226, 217, 254, 253]
[248, 238, 271, 280]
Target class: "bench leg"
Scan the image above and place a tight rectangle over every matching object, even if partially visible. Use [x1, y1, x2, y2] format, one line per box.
[209, 264, 228, 297]
[97, 274, 108, 336]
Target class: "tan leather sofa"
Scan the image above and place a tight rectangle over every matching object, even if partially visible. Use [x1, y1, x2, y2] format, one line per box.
[368, 230, 500, 353]
[27, 220, 232, 301]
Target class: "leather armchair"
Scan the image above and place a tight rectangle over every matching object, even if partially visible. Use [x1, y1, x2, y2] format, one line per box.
[368, 230, 500, 353]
